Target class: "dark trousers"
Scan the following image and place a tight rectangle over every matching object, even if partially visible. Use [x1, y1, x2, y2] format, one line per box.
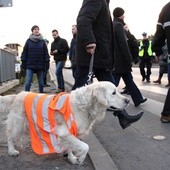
[161, 88, 170, 116]
[72, 66, 115, 90]
[139, 58, 152, 79]
[114, 72, 144, 105]
[72, 64, 77, 81]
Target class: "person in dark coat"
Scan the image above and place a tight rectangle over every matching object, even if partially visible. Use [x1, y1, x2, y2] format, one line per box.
[69, 25, 77, 81]
[153, 2, 170, 123]
[43, 38, 50, 87]
[50, 29, 69, 92]
[73, 0, 115, 90]
[121, 24, 139, 95]
[21, 25, 50, 93]
[112, 7, 147, 107]
[153, 44, 168, 85]
[72, 0, 143, 130]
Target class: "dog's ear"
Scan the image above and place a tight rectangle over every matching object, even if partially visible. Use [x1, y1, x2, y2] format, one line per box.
[92, 86, 108, 106]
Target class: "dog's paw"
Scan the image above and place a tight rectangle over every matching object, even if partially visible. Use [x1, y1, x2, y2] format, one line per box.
[68, 155, 78, 164]
[8, 149, 19, 156]
[77, 154, 87, 164]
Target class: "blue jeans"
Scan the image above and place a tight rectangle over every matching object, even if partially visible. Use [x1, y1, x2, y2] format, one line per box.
[25, 69, 44, 93]
[55, 61, 65, 90]
[114, 72, 144, 105]
[72, 66, 115, 90]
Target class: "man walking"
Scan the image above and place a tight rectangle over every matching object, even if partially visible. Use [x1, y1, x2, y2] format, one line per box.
[112, 7, 147, 107]
[50, 29, 69, 92]
[138, 32, 154, 82]
[69, 25, 77, 82]
[153, 2, 170, 122]
[72, 0, 143, 129]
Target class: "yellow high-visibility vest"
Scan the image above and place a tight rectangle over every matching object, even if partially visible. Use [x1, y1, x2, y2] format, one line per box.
[24, 92, 77, 155]
[139, 41, 153, 57]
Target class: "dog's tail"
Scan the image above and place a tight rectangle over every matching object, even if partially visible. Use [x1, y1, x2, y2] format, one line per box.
[0, 94, 16, 113]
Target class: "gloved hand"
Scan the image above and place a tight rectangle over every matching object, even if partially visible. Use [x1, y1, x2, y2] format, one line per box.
[21, 61, 26, 70]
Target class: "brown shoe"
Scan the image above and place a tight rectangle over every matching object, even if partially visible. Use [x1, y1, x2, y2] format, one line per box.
[160, 115, 170, 123]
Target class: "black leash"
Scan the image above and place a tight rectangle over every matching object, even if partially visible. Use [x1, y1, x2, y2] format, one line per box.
[87, 53, 94, 85]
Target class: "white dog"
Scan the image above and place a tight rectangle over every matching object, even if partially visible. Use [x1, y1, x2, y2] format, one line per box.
[1, 81, 129, 164]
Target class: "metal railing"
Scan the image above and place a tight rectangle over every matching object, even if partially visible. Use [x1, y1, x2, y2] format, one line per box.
[0, 49, 16, 84]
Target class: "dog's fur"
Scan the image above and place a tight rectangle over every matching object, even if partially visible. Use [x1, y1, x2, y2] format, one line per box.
[0, 81, 129, 164]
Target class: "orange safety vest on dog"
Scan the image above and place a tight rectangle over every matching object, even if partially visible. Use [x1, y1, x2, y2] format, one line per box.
[24, 92, 77, 155]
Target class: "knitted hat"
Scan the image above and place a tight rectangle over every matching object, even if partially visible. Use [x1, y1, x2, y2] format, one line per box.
[113, 7, 125, 18]
[31, 25, 39, 32]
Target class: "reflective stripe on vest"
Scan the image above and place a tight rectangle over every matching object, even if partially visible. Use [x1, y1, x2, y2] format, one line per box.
[24, 92, 77, 155]
[139, 41, 153, 57]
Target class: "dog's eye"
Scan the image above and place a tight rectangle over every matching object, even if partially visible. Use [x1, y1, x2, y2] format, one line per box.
[112, 91, 116, 95]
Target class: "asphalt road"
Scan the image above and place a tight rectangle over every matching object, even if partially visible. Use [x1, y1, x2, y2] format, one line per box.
[61, 65, 170, 170]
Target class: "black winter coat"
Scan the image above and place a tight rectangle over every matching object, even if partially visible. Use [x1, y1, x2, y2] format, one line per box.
[51, 36, 69, 62]
[113, 18, 132, 74]
[76, 0, 114, 70]
[153, 2, 170, 56]
[21, 39, 50, 71]
[69, 34, 77, 65]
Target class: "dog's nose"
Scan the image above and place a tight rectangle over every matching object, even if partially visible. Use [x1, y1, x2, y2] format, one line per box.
[125, 98, 130, 104]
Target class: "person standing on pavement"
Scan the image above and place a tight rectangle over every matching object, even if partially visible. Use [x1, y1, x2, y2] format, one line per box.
[21, 25, 50, 93]
[50, 29, 69, 93]
[72, 0, 143, 130]
[153, 2, 170, 122]
[112, 7, 147, 107]
[69, 25, 77, 82]
[153, 43, 168, 85]
[43, 38, 50, 87]
[138, 32, 154, 82]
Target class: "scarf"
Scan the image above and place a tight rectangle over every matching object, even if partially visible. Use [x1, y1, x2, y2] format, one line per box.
[29, 34, 43, 42]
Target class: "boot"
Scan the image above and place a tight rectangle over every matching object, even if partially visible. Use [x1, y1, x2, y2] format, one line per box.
[165, 80, 170, 87]
[153, 77, 161, 84]
[114, 110, 144, 129]
[146, 76, 150, 83]
[142, 76, 145, 82]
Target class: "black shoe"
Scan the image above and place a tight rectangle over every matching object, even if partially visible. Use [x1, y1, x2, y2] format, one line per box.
[142, 77, 145, 82]
[135, 98, 147, 107]
[146, 78, 150, 83]
[114, 110, 144, 129]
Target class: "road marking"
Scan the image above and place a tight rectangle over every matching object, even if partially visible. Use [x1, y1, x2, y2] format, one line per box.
[130, 97, 164, 117]
[138, 85, 168, 95]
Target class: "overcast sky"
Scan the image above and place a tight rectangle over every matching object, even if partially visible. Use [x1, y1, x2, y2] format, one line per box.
[0, 0, 169, 48]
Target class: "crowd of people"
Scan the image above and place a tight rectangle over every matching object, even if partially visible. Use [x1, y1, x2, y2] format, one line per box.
[20, 0, 170, 124]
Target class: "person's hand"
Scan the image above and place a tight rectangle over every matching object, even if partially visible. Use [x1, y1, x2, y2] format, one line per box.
[52, 50, 58, 54]
[86, 43, 96, 54]
[124, 24, 129, 31]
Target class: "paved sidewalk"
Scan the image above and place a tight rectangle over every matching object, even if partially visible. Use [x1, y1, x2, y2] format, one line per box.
[0, 79, 19, 94]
